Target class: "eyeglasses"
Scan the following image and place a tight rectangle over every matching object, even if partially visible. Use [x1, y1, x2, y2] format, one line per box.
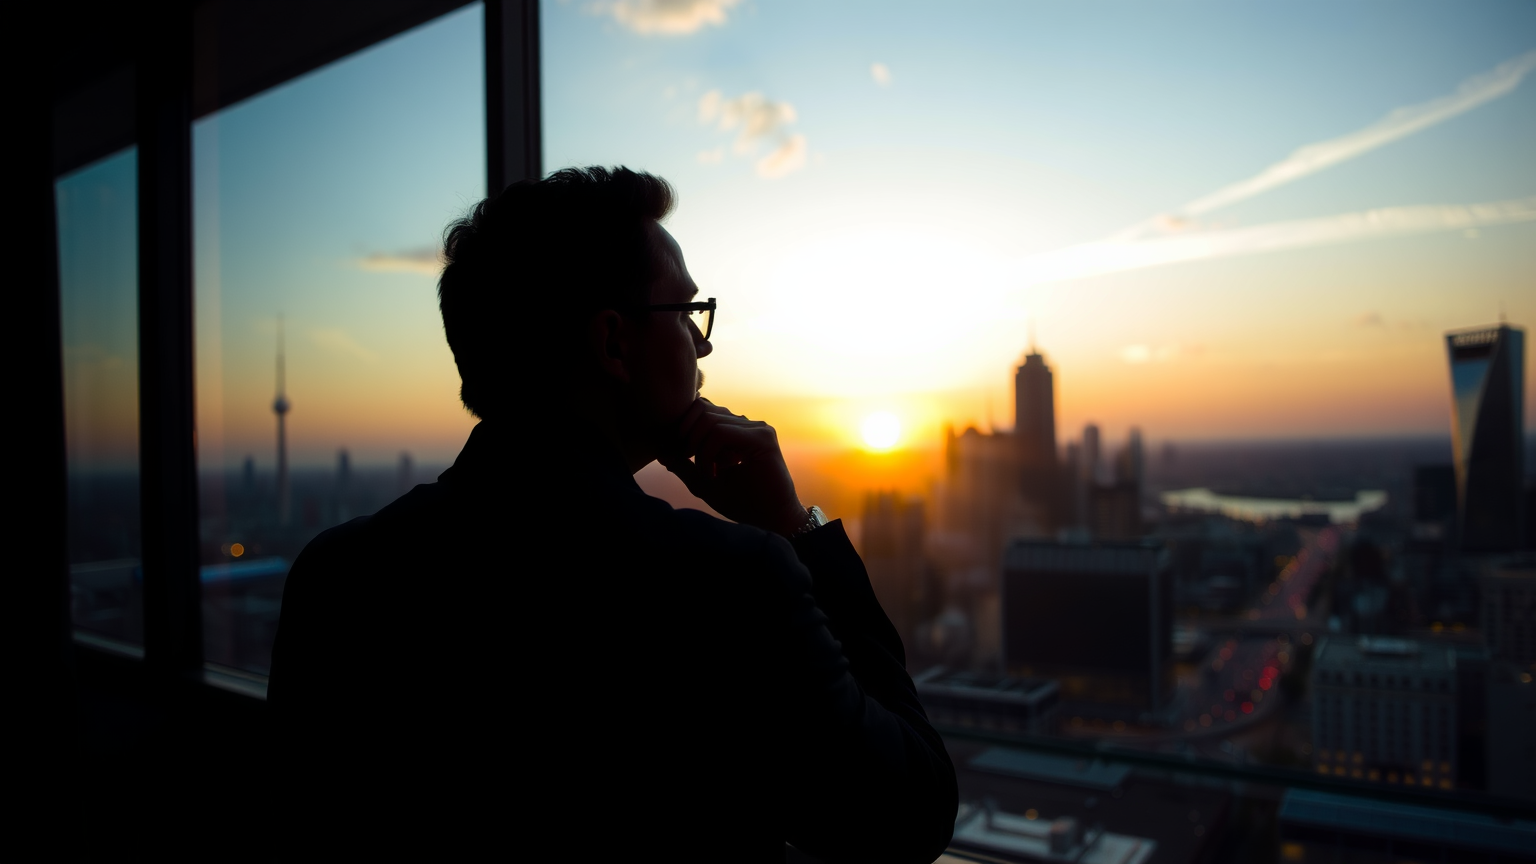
[630, 297, 715, 341]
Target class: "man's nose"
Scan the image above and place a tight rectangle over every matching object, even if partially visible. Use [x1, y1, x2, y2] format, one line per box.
[695, 336, 713, 358]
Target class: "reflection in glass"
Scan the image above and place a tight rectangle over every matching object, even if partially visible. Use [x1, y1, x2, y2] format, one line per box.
[194, 6, 484, 674]
[56, 148, 142, 643]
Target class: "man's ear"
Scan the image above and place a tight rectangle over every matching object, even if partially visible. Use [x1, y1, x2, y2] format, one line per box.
[589, 310, 632, 383]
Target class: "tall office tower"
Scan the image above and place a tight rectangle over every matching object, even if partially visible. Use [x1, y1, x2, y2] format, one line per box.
[1311, 637, 1458, 789]
[1071, 424, 1102, 531]
[1120, 427, 1144, 489]
[862, 492, 930, 645]
[1014, 350, 1059, 525]
[336, 448, 352, 523]
[1002, 540, 1171, 715]
[1081, 424, 1101, 486]
[273, 319, 292, 525]
[397, 451, 414, 494]
[1481, 560, 1536, 668]
[1089, 428, 1146, 541]
[1446, 324, 1525, 551]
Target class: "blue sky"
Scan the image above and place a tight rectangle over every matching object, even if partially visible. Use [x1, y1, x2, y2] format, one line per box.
[57, 149, 139, 471]
[545, 0, 1535, 448]
[58, 1, 1535, 478]
[193, 5, 485, 469]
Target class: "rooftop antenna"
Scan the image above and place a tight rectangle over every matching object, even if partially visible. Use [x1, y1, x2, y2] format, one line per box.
[1498, 301, 1507, 324]
[1028, 317, 1038, 355]
[274, 315, 292, 525]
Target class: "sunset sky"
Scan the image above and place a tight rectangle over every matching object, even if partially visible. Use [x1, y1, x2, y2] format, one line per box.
[58, 1, 1534, 508]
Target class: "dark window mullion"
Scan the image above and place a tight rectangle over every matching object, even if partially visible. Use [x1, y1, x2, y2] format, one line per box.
[137, 6, 202, 678]
[485, 0, 543, 195]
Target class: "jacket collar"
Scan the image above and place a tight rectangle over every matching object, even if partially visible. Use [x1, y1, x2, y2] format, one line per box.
[438, 420, 642, 499]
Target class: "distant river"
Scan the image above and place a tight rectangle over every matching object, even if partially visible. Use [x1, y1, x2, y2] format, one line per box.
[1160, 487, 1387, 524]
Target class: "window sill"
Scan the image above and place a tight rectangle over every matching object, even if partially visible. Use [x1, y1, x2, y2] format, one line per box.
[72, 629, 269, 700]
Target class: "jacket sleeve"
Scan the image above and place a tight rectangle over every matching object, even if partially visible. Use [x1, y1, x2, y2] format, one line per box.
[773, 520, 958, 864]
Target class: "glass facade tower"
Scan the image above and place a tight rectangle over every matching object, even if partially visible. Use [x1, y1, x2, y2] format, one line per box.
[1446, 324, 1525, 552]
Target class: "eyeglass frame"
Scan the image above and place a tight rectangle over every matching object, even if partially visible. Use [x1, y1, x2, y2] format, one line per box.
[625, 297, 716, 341]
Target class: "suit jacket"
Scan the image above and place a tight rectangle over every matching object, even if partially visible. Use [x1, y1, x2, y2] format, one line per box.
[268, 421, 957, 862]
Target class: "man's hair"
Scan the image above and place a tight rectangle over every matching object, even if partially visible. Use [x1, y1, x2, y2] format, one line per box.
[438, 166, 676, 420]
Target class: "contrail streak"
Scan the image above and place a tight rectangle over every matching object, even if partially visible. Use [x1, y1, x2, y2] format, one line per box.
[1115, 49, 1536, 242]
[1022, 197, 1536, 286]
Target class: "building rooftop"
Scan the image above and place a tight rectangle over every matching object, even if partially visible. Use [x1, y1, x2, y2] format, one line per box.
[968, 746, 1132, 792]
[1313, 637, 1456, 674]
[1279, 788, 1536, 857]
[1004, 541, 1162, 575]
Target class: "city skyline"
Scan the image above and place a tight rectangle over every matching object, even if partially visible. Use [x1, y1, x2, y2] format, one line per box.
[54, 2, 1536, 477]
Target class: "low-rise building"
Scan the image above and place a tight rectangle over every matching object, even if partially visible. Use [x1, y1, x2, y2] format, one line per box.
[914, 667, 1059, 735]
[1311, 636, 1458, 788]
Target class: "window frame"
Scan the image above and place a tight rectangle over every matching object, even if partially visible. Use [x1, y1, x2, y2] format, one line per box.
[38, 0, 1532, 829]
[49, 0, 541, 695]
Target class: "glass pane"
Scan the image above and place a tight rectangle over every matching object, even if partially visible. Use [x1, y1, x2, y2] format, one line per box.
[542, 0, 1536, 810]
[195, 5, 485, 674]
[56, 148, 142, 644]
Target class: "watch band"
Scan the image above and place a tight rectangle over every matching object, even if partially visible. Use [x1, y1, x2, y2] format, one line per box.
[792, 505, 829, 537]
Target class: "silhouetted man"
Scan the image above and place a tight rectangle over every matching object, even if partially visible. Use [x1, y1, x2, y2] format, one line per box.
[268, 167, 957, 861]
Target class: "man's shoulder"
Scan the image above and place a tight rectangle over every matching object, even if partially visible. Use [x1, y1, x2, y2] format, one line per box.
[647, 498, 768, 548]
[288, 483, 449, 573]
[643, 500, 809, 587]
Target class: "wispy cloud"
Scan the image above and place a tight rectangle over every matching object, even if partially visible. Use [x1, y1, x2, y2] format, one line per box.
[756, 134, 808, 179]
[1352, 312, 1385, 328]
[697, 89, 808, 177]
[871, 62, 892, 86]
[1022, 197, 1536, 286]
[1023, 52, 1536, 287]
[309, 328, 378, 362]
[356, 247, 442, 276]
[697, 147, 724, 165]
[599, 0, 739, 35]
[1117, 50, 1536, 242]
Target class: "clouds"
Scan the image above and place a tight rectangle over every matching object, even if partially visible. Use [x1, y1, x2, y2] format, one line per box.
[697, 89, 808, 178]
[1118, 49, 1536, 243]
[871, 62, 892, 86]
[601, 0, 740, 35]
[1030, 50, 1536, 287]
[1024, 197, 1536, 287]
[356, 247, 441, 275]
[755, 134, 808, 178]
[1120, 343, 1196, 364]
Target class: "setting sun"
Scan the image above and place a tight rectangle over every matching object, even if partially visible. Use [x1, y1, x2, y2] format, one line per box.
[860, 412, 902, 452]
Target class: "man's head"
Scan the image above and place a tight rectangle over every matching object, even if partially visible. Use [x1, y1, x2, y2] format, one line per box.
[438, 167, 711, 463]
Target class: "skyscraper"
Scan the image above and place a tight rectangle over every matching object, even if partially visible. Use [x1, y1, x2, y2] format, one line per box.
[1014, 350, 1057, 472]
[1014, 348, 1061, 530]
[862, 492, 930, 644]
[1445, 324, 1525, 551]
[274, 317, 292, 525]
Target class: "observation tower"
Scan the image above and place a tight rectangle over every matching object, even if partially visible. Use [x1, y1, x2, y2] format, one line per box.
[275, 316, 292, 525]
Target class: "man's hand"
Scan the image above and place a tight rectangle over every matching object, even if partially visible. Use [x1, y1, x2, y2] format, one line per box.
[658, 398, 808, 537]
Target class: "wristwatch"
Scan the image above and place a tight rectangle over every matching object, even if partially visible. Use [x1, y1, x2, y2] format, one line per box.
[792, 505, 829, 537]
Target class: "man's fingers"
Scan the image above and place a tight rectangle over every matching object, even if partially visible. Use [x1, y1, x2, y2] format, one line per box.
[694, 420, 774, 468]
[685, 410, 738, 455]
[659, 454, 711, 495]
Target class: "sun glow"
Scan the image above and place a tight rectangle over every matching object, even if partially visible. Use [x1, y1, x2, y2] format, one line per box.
[860, 412, 902, 451]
